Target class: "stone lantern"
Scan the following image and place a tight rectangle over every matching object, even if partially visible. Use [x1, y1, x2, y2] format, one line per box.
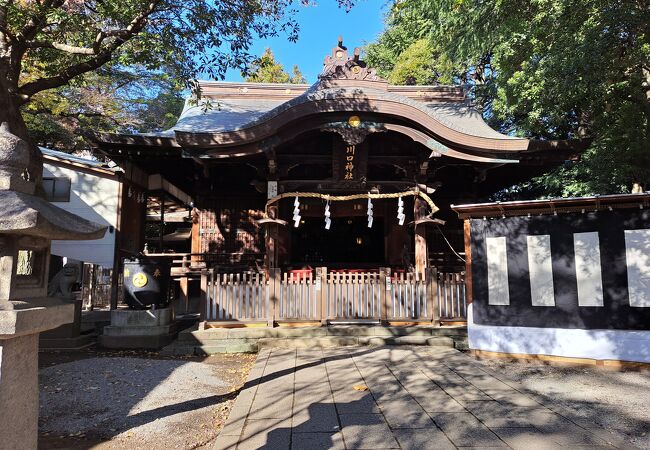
[0, 124, 105, 449]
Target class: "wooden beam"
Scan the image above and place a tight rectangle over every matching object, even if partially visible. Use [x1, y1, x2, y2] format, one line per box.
[414, 197, 428, 276]
[191, 208, 201, 261]
[464, 219, 473, 305]
[265, 205, 279, 269]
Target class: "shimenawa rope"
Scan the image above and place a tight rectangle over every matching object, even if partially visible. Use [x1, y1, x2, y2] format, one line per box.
[264, 189, 439, 217]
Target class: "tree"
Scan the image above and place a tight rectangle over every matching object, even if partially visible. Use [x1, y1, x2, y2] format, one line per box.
[387, 39, 454, 85]
[290, 64, 307, 84]
[0, 1, 350, 180]
[23, 67, 184, 151]
[244, 48, 308, 84]
[366, 0, 650, 196]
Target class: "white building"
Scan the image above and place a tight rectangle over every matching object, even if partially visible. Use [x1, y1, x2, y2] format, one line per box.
[42, 148, 121, 267]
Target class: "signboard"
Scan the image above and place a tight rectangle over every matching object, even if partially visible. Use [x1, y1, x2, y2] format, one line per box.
[344, 145, 356, 180]
[267, 181, 278, 199]
[334, 142, 367, 182]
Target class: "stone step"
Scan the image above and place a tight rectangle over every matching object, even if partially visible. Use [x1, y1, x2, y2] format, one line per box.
[257, 336, 360, 349]
[162, 324, 468, 355]
[195, 343, 259, 355]
[175, 325, 467, 344]
[359, 336, 455, 347]
[162, 335, 459, 355]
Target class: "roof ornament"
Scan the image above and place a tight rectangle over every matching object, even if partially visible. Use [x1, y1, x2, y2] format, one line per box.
[320, 36, 385, 82]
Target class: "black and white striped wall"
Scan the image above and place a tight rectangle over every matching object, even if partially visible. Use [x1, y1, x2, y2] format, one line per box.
[464, 205, 650, 363]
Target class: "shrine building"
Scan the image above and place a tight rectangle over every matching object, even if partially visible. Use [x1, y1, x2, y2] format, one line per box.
[92, 39, 583, 324]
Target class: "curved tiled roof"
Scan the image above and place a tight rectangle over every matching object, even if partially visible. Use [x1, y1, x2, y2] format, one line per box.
[171, 85, 518, 143]
[92, 42, 586, 161]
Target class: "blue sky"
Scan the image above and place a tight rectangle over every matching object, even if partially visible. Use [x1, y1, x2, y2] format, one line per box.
[223, 1, 388, 83]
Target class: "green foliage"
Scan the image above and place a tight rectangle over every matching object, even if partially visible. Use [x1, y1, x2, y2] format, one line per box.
[366, 0, 650, 196]
[388, 39, 454, 85]
[1, 1, 353, 149]
[244, 48, 308, 84]
[21, 67, 184, 151]
[290, 65, 308, 84]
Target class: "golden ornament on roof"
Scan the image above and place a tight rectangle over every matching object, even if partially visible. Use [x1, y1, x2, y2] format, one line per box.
[348, 115, 361, 127]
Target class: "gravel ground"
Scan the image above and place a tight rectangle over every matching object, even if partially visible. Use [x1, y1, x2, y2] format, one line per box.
[476, 357, 650, 449]
[39, 352, 255, 450]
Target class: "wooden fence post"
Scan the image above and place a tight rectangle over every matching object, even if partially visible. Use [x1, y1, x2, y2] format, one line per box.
[316, 267, 328, 326]
[268, 268, 281, 327]
[427, 266, 439, 326]
[380, 267, 391, 323]
[464, 219, 473, 307]
[179, 276, 189, 314]
[199, 269, 210, 328]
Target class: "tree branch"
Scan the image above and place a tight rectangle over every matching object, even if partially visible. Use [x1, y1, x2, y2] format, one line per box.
[27, 40, 96, 55]
[28, 107, 124, 126]
[17, 0, 164, 101]
[15, 0, 64, 43]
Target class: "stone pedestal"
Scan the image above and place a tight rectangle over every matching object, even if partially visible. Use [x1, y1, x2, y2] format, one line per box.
[40, 298, 94, 350]
[0, 299, 75, 449]
[99, 307, 176, 349]
[0, 124, 106, 449]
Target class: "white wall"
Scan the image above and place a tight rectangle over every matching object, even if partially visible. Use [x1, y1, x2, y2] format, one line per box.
[468, 304, 650, 363]
[43, 163, 119, 267]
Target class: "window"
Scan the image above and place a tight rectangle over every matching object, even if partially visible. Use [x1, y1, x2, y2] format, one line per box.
[42, 177, 71, 202]
[17, 250, 35, 276]
[16, 248, 46, 288]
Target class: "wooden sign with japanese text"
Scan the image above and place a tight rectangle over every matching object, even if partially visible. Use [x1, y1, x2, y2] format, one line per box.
[333, 141, 367, 182]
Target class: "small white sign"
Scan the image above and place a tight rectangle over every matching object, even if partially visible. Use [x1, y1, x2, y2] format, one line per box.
[385, 277, 392, 291]
[315, 278, 322, 291]
[267, 181, 278, 199]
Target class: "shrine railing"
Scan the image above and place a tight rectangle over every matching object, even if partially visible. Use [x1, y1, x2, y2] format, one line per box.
[200, 268, 467, 324]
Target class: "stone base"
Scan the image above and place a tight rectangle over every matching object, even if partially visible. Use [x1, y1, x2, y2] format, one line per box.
[40, 299, 89, 350]
[98, 333, 175, 349]
[0, 298, 75, 450]
[41, 299, 82, 339]
[39, 333, 95, 351]
[98, 307, 176, 350]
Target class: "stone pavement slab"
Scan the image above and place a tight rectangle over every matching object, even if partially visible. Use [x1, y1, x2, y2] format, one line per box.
[212, 346, 621, 449]
[292, 431, 345, 450]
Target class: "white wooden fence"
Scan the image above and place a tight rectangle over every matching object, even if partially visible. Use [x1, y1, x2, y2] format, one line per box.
[201, 268, 467, 324]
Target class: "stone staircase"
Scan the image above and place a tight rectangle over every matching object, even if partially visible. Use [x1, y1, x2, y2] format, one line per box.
[161, 325, 468, 356]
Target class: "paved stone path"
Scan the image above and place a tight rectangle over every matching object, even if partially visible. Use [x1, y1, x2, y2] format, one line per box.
[213, 347, 628, 449]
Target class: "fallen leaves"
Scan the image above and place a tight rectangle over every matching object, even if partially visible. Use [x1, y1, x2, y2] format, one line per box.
[352, 384, 368, 391]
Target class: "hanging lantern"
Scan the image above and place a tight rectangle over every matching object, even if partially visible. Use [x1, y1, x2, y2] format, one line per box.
[324, 201, 331, 230]
[292, 196, 301, 227]
[367, 196, 374, 228]
[397, 196, 405, 225]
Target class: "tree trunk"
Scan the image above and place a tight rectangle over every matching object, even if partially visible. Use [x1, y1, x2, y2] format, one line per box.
[0, 68, 44, 189]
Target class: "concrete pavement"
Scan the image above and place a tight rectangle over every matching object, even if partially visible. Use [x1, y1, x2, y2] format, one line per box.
[213, 346, 627, 449]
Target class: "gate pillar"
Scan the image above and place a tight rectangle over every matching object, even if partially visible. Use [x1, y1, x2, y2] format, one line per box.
[414, 197, 428, 276]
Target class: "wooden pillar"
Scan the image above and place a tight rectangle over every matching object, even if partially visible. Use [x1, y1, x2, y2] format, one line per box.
[265, 205, 279, 270]
[190, 208, 201, 264]
[199, 269, 209, 324]
[110, 182, 124, 310]
[179, 276, 189, 314]
[414, 197, 428, 276]
[316, 267, 328, 326]
[463, 219, 473, 305]
[380, 267, 391, 322]
[159, 193, 165, 252]
[426, 266, 440, 325]
[268, 268, 281, 327]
